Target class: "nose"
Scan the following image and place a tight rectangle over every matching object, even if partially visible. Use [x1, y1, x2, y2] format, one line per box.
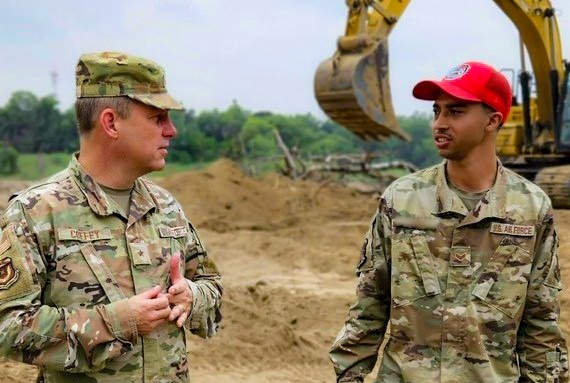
[162, 116, 177, 138]
[432, 112, 448, 132]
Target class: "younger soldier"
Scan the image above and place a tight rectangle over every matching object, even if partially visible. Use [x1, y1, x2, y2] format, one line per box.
[0, 52, 222, 382]
[330, 61, 568, 382]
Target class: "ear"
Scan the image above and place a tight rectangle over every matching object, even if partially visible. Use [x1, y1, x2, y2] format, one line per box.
[485, 112, 503, 133]
[98, 107, 120, 139]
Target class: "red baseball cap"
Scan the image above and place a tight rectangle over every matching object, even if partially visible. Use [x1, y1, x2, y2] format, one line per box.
[412, 61, 512, 122]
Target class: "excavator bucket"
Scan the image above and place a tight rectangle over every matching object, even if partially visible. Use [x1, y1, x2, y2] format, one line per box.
[314, 36, 410, 142]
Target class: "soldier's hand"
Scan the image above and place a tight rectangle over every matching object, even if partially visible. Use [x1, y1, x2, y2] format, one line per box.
[128, 285, 171, 335]
[167, 253, 193, 328]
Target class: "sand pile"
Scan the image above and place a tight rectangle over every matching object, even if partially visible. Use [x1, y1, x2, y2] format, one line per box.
[160, 158, 373, 232]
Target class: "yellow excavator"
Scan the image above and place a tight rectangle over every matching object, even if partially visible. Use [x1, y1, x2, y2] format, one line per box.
[314, 0, 570, 208]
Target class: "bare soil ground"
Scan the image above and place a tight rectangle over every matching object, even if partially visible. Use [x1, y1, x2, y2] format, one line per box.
[0, 160, 569, 383]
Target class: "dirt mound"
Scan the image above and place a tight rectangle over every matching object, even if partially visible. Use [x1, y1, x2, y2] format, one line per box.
[162, 159, 376, 382]
[160, 158, 374, 232]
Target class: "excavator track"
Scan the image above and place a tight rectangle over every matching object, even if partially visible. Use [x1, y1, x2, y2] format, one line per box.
[534, 165, 570, 209]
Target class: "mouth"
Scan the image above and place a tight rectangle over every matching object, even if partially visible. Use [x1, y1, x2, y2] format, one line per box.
[434, 134, 451, 148]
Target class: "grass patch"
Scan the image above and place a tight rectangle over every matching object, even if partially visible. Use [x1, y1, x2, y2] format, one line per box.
[0, 152, 214, 181]
[0, 153, 70, 181]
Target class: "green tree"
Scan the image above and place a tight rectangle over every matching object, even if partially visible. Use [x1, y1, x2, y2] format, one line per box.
[239, 116, 277, 156]
[0, 91, 73, 153]
[0, 142, 19, 175]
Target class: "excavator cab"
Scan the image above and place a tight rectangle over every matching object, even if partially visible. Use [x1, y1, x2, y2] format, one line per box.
[314, 0, 411, 142]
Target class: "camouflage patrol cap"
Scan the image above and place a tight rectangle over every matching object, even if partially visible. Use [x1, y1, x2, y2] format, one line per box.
[76, 51, 183, 110]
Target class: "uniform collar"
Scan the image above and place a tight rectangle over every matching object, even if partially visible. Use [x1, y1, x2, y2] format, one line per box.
[68, 153, 157, 220]
[435, 160, 507, 223]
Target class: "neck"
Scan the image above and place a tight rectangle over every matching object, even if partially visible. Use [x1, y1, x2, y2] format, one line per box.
[446, 156, 497, 193]
[78, 144, 137, 189]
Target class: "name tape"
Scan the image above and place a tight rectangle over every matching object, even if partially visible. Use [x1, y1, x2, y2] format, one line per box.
[158, 226, 189, 238]
[58, 227, 113, 242]
[490, 223, 535, 237]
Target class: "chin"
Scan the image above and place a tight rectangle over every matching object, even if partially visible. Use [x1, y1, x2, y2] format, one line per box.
[146, 160, 166, 173]
[441, 153, 465, 162]
[153, 161, 167, 171]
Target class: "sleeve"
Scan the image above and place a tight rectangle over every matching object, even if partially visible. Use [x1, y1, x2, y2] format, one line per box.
[182, 222, 222, 339]
[329, 197, 392, 383]
[0, 201, 138, 372]
[517, 202, 569, 383]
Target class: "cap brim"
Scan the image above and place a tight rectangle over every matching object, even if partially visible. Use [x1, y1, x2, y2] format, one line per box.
[412, 80, 481, 103]
[129, 93, 184, 110]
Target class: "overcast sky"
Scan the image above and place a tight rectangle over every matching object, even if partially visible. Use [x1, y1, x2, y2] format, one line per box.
[1, 0, 570, 119]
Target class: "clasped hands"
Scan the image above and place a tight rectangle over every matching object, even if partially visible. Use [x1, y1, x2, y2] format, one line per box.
[128, 254, 193, 335]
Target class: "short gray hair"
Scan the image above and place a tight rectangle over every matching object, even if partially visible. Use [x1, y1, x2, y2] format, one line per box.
[75, 97, 132, 135]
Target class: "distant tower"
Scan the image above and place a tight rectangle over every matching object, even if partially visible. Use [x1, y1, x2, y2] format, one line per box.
[50, 68, 59, 99]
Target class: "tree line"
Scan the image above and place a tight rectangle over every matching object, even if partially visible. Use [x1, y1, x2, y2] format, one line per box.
[0, 90, 440, 173]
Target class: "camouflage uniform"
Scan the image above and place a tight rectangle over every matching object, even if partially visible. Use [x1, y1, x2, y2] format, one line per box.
[0, 52, 222, 382]
[0, 155, 222, 382]
[330, 161, 568, 383]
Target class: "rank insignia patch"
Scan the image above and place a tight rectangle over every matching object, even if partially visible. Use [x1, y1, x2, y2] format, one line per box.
[0, 257, 19, 290]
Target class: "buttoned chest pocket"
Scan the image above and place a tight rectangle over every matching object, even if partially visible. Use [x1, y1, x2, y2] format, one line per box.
[51, 227, 123, 309]
[127, 225, 190, 269]
[391, 231, 441, 307]
[158, 225, 191, 258]
[472, 239, 533, 318]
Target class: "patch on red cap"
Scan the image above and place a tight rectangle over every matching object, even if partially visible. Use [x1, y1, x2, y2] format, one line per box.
[444, 64, 470, 80]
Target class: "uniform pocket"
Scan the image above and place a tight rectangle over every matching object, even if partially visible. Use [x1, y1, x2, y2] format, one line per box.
[392, 233, 441, 307]
[546, 349, 561, 383]
[52, 227, 122, 308]
[471, 241, 532, 318]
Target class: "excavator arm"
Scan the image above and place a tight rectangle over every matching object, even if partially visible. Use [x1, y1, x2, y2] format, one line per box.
[494, 0, 564, 141]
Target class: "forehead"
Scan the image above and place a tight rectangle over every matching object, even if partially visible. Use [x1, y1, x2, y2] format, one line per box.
[433, 93, 482, 108]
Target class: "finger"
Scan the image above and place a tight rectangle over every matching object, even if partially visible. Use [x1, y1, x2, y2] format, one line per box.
[170, 253, 183, 284]
[168, 305, 183, 321]
[141, 285, 162, 299]
[154, 306, 172, 321]
[168, 281, 185, 296]
[150, 295, 170, 310]
[176, 311, 189, 328]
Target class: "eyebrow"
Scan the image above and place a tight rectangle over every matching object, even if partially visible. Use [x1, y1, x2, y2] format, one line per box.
[147, 109, 167, 118]
[432, 102, 469, 109]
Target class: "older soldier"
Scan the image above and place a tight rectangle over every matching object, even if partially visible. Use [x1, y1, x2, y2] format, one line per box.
[0, 52, 222, 382]
[330, 61, 568, 382]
